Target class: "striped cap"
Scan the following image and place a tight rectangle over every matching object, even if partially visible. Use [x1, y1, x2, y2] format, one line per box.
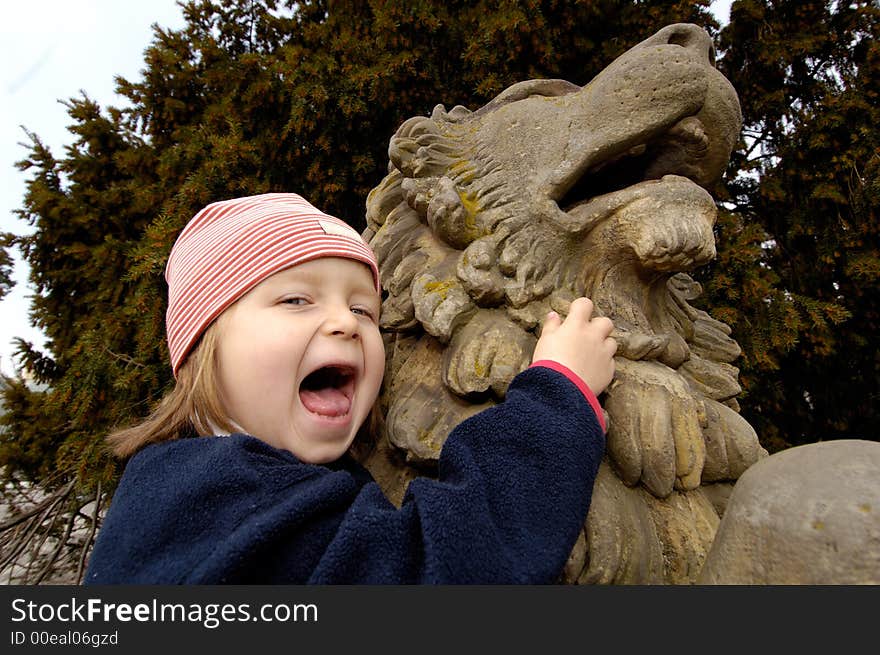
[165, 193, 380, 376]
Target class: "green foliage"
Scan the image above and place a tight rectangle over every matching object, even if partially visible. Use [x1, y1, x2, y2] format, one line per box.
[0, 233, 13, 302]
[0, 378, 65, 483]
[699, 0, 880, 449]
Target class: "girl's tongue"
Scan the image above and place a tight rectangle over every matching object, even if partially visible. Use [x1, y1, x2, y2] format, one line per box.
[299, 367, 354, 417]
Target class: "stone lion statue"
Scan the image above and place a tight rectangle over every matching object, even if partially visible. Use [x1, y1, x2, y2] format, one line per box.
[355, 23, 878, 584]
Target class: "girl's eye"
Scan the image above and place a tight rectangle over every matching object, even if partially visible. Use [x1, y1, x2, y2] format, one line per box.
[351, 306, 376, 320]
[281, 297, 309, 306]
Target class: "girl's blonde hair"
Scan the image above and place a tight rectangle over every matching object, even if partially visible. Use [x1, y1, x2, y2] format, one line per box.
[106, 322, 236, 458]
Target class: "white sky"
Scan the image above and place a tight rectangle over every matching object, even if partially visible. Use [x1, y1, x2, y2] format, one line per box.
[0, 1, 186, 376]
[0, 0, 733, 378]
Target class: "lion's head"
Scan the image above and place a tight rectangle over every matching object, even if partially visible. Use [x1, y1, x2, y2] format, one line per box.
[360, 24, 767, 584]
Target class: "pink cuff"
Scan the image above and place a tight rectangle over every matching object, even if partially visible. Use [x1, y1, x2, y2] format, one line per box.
[529, 360, 606, 432]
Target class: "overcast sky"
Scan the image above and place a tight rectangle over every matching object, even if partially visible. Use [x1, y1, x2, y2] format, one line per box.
[0, 0, 733, 378]
[0, 0, 185, 376]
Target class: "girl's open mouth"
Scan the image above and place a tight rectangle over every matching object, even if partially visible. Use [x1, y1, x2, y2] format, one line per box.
[299, 366, 356, 417]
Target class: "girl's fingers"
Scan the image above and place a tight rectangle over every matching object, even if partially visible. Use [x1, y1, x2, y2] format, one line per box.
[606, 335, 619, 356]
[541, 310, 562, 335]
[567, 297, 594, 322]
[593, 316, 615, 337]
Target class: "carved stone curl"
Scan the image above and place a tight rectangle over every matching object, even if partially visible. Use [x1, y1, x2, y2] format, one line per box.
[359, 23, 769, 584]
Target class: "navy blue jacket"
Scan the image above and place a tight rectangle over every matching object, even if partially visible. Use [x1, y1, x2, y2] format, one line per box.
[84, 366, 604, 584]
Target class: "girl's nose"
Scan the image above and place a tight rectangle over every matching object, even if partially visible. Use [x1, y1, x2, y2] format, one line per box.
[323, 305, 360, 339]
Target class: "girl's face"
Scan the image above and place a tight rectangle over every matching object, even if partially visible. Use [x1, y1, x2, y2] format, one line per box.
[214, 257, 385, 464]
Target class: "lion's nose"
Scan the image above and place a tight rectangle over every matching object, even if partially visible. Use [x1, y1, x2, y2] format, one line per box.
[647, 23, 716, 67]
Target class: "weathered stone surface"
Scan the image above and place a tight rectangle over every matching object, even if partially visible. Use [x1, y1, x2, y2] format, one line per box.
[700, 481, 735, 518]
[380, 334, 492, 463]
[701, 399, 768, 482]
[698, 440, 880, 584]
[643, 484, 721, 583]
[444, 310, 536, 399]
[360, 23, 774, 584]
[604, 358, 708, 497]
[568, 462, 665, 584]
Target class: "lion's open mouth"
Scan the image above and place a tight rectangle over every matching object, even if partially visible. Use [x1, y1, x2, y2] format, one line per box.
[558, 116, 711, 213]
[299, 366, 356, 417]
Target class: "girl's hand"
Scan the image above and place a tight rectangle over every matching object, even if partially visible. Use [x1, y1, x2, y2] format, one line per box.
[532, 297, 617, 395]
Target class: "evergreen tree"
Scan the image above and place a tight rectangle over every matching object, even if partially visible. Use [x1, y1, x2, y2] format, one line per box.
[702, 0, 879, 450]
[0, 236, 12, 301]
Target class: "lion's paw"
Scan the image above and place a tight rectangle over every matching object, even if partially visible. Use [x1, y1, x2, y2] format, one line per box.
[604, 359, 707, 498]
[443, 310, 536, 399]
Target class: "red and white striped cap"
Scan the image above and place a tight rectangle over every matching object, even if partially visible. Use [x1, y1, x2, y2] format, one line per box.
[165, 193, 380, 376]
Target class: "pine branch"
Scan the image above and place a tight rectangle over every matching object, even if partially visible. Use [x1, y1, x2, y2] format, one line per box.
[34, 501, 78, 584]
[75, 481, 101, 585]
[0, 481, 74, 577]
[102, 347, 145, 369]
[0, 480, 75, 531]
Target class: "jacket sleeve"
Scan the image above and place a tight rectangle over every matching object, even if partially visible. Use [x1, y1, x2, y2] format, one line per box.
[310, 365, 605, 583]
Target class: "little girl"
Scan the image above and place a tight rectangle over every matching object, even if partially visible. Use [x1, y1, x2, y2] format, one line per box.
[84, 192, 616, 584]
